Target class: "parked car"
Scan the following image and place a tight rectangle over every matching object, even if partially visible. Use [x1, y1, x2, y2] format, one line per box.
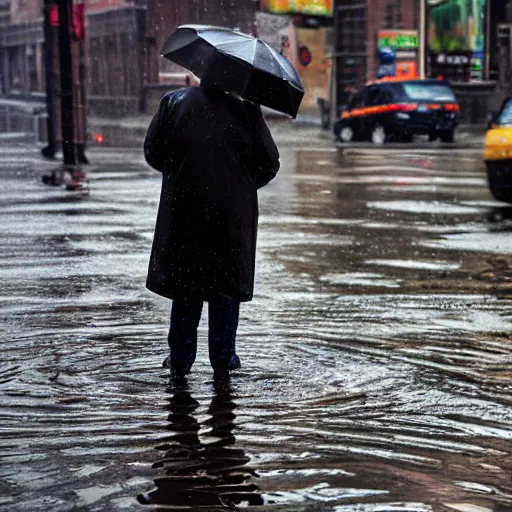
[484, 97, 512, 203]
[333, 78, 460, 144]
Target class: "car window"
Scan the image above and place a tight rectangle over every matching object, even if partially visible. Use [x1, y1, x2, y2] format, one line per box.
[364, 84, 398, 105]
[348, 91, 364, 109]
[402, 83, 456, 102]
[388, 84, 403, 102]
[498, 99, 512, 126]
[367, 86, 383, 106]
[359, 87, 371, 107]
[377, 85, 395, 105]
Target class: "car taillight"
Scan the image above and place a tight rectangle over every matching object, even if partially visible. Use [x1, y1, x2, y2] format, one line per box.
[396, 103, 418, 112]
[444, 103, 460, 112]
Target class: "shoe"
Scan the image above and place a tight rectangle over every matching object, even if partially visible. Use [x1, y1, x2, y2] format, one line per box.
[212, 353, 241, 380]
[213, 369, 230, 382]
[170, 370, 189, 383]
[227, 353, 241, 371]
[163, 355, 191, 378]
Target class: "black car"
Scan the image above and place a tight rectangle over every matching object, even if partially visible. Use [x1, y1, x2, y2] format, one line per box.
[334, 79, 460, 144]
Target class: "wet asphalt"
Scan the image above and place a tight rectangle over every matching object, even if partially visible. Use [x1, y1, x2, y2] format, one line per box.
[1, 126, 512, 512]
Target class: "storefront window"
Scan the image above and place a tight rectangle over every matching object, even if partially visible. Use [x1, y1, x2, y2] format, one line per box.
[427, 0, 487, 81]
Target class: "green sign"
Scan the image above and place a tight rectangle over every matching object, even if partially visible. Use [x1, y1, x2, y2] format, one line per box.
[378, 31, 419, 50]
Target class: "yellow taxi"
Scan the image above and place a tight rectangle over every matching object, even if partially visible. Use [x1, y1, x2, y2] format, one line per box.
[485, 97, 512, 203]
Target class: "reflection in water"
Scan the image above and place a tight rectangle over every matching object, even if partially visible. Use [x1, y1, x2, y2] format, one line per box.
[4, 144, 512, 510]
[138, 378, 263, 509]
[488, 206, 512, 224]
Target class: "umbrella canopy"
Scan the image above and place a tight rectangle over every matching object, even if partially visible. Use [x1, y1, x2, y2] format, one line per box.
[161, 25, 304, 118]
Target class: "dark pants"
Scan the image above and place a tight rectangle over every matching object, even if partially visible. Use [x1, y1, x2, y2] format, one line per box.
[168, 296, 240, 373]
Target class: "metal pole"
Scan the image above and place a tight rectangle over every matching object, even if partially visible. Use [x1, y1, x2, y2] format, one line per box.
[57, 0, 76, 166]
[328, 56, 337, 130]
[419, 0, 426, 79]
[485, 0, 491, 81]
[328, 3, 339, 130]
[42, 0, 57, 158]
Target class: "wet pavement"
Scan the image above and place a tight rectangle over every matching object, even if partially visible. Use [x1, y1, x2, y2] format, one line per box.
[1, 128, 512, 512]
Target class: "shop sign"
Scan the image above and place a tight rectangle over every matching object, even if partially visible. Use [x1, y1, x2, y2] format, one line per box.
[395, 50, 417, 60]
[378, 31, 418, 79]
[378, 47, 396, 78]
[435, 53, 470, 65]
[429, 50, 473, 82]
[298, 45, 312, 66]
[260, 0, 332, 17]
[378, 30, 419, 50]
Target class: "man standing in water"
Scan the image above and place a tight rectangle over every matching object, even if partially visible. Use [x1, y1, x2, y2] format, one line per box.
[144, 85, 280, 378]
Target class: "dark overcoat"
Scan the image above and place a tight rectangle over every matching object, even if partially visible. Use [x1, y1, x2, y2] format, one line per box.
[144, 87, 280, 302]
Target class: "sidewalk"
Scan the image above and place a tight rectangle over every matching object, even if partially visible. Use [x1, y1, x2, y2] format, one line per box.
[88, 112, 485, 149]
[0, 93, 487, 148]
[88, 110, 324, 148]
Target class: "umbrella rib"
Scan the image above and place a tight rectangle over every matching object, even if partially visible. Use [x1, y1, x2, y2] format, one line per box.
[210, 37, 251, 46]
[253, 39, 259, 65]
[261, 41, 291, 79]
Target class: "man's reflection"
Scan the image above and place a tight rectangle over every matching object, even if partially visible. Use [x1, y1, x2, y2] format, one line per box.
[138, 377, 263, 509]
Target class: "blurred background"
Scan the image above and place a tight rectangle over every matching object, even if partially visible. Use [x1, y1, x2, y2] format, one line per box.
[1, 0, 512, 143]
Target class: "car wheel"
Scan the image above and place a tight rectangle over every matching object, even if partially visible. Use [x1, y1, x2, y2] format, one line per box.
[371, 124, 386, 145]
[340, 125, 354, 143]
[487, 163, 512, 203]
[428, 132, 437, 142]
[439, 130, 455, 143]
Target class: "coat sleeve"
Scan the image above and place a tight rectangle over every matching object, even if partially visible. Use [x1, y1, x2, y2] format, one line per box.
[144, 93, 171, 172]
[247, 103, 280, 189]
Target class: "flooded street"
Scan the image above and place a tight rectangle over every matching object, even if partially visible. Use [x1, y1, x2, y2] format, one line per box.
[2, 127, 512, 511]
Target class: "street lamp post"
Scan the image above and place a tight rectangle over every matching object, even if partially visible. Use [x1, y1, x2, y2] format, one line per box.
[56, 0, 76, 167]
[43, 0, 88, 189]
[419, 0, 426, 79]
[42, 0, 57, 159]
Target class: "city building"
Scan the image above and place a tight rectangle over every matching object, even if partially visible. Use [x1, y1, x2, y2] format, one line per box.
[257, 3, 333, 113]
[333, 0, 417, 105]
[332, 0, 512, 124]
[86, 0, 146, 116]
[0, 0, 10, 26]
[0, 0, 44, 96]
[0, 0, 146, 116]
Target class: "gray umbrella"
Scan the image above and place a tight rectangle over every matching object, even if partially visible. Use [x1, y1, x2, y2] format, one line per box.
[161, 25, 305, 118]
